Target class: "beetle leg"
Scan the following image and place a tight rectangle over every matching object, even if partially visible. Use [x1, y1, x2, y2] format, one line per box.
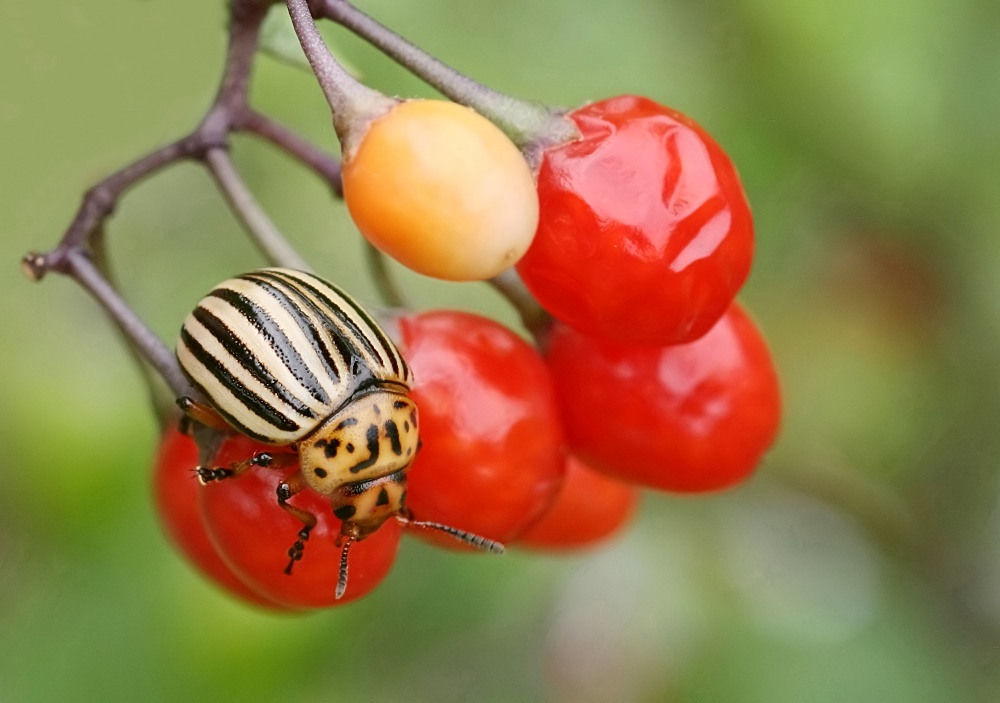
[176, 395, 230, 432]
[277, 473, 318, 575]
[194, 449, 296, 485]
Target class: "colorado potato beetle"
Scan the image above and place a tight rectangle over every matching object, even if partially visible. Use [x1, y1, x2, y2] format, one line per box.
[176, 268, 503, 597]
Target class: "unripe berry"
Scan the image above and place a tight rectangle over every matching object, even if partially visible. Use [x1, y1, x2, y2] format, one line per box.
[343, 100, 539, 281]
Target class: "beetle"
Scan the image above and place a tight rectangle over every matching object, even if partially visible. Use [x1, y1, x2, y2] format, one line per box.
[175, 267, 502, 597]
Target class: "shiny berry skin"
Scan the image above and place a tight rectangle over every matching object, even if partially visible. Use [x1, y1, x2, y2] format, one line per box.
[515, 455, 639, 550]
[343, 100, 539, 281]
[517, 95, 754, 345]
[198, 435, 402, 609]
[396, 310, 566, 548]
[152, 426, 286, 609]
[545, 303, 781, 492]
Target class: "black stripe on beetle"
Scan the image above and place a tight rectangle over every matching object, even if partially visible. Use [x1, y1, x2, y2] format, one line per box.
[384, 420, 402, 455]
[244, 271, 366, 389]
[291, 270, 405, 381]
[262, 269, 394, 377]
[226, 277, 343, 391]
[179, 327, 302, 435]
[189, 306, 317, 420]
[208, 286, 332, 406]
[348, 424, 381, 474]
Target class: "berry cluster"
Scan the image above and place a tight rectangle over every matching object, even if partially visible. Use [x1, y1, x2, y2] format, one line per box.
[27, 1, 781, 612]
[156, 249, 778, 611]
[157, 289, 778, 609]
[156, 53, 780, 610]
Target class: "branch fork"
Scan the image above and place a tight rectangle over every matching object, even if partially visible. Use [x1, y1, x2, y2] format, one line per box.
[23, 0, 552, 421]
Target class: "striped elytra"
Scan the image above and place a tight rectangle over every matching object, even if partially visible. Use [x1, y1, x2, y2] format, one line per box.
[178, 268, 412, 443]
[177, 268, 419, 503]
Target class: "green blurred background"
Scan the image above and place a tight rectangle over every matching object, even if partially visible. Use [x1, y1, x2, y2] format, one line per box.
[3, 0, 1000, 700]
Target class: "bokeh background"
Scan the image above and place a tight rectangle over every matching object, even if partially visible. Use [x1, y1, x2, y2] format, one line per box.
[3, 0, 1000, 700]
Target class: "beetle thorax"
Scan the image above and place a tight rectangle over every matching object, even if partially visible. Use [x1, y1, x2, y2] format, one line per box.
[297, 388, 419, 496]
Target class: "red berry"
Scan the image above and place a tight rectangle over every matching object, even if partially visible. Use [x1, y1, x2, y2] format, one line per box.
[518, 95, 754, 345]
[545, 303, 780, 492]
[396, 310, 566, 548]
[151, 426, 286, 609]
[198, 435, 402, 609]
[515, 455, 639, 550]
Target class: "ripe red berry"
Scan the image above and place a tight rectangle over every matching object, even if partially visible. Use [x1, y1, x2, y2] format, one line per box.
[545, 303, 780, 492]
[518, 95, 754, 345]
[515, 454, 639, 550]
[151, 426, 286, 609]
[198, 434, 402, 609]
[395, 310, 566, 548]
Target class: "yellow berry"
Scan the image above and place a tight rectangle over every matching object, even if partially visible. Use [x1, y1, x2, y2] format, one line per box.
[342, 100, 539, 281]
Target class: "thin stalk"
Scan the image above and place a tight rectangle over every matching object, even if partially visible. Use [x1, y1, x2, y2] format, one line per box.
[22, 0, 322, 431]
[285, 0, 396, 157]
[314, 0, 577, 153]
[238, 109, 343, 196]
[488, 269, 553, 345]
[90, 227, 178, 427]
[62, 250, 191, 399]
[29, 138, 203, 276]
[212, 0, 274, 114]
[363, 241, 407, 309]
[205, 148, 312, 271]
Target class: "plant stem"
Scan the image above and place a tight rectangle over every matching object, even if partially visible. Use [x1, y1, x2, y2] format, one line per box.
[313, 0, 578, 156]
[363, 241, 407, 309]
[488, 269, 553, 345]
[23, 0, 335, 415]
[205, 148, 312, 271]
[30, 139, 203, 275]
[214, 1, 272, 110]
[90, 227, 178, 427]
[238, 109, 343, 196]
[285, 0, 396, 157]
[62, 249, 191, 399]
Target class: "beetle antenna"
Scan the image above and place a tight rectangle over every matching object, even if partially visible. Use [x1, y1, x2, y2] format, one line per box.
[397, 516, 505, 554]
[335, 538, 353, 599]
